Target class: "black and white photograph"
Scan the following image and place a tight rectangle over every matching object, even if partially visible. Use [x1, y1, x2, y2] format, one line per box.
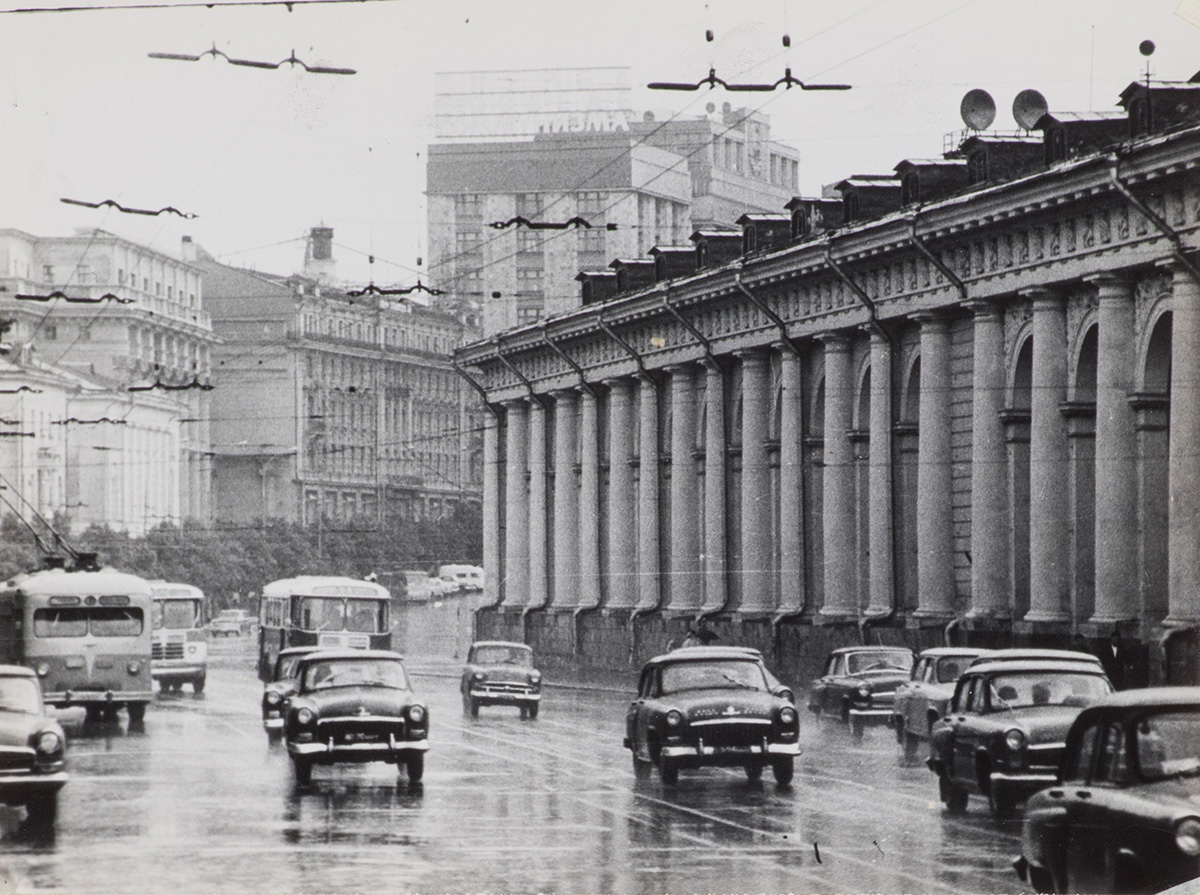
[2, 1, 1200, 892]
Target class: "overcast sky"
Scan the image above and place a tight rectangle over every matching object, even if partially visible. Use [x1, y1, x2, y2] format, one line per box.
[3, 0, 1200, 289]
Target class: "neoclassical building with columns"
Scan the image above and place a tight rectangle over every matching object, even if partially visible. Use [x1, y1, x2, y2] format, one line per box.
[455, 84, 1200, 686]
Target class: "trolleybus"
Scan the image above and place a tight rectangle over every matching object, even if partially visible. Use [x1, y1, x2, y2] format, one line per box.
[149, 582, 207, 693]
[0, 557, 153, 722]
[257, 576, 392, 682]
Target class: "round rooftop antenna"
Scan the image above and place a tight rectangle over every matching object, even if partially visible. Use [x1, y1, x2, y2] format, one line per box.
[1139, 39, 1155, 57]
[960, 88, 996, 130]
[1012, 89, 1049, 130]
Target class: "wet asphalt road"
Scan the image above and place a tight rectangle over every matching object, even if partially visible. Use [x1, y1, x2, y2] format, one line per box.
[0, 638, 1029, 894]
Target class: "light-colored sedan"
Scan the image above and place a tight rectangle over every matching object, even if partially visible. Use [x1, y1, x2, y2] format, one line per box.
[891, 647, 988, 758]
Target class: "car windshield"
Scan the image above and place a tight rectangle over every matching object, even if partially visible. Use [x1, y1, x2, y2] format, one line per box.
[298, 597, 386, 633]
[0, 677, 40, 714]
[936, 655, 974, 683]
[660, 660, 768, 694]
[846, 650, 912, 675]
[1133, 711, 1200, 781]
[276, 654, 310, 680]
[472, 645, 532, 666]
[987, 672, 1111, 710]
[154, 599, 201, 630]
[303, 659, 408, 691]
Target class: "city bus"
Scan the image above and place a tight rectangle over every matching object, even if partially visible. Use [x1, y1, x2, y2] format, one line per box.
[0, 556, 153, 722]
[149, 582, 207, 694]
[257, 576, 392, 682]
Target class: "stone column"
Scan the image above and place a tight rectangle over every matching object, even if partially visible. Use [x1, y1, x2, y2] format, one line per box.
[527, 398, 549, 611]
[701, 361, 727, 613]
[866, 329, 894, 614]
[605, 379, 637, 610]
[779, 348, 805, 613]
[637, 374, 660, 610]
[578, 387, 601, 610]
[967, 300, 1010, 618]
[1168, 263, 1200, 623]
[821, 334, 856, 616]
[1089, 274, 1137, 624]
[914, 312, 954, 616]
[1025, 288, 1071, 623]
[502, 400, 529, 608]
[667, 365, 700, 611]
[552, 389, 579, 608]
[482, 409, 502, 607]
[739, 349, 772, 612]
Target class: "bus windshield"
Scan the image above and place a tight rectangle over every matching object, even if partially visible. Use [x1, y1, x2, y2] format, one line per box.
[153, 600, 202, 631]
[297, 597, 386, 634]
[34, 607, 145, 638]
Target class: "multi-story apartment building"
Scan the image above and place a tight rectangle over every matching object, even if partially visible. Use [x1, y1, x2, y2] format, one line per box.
[193, 229, 482, 527]
[425, 69, 800, 335]
[0, 228, 215, 534]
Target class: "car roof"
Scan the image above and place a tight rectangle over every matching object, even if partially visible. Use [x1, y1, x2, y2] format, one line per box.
[296, 649, 405, 664]
[829, 645, 913, 655]
[0, 665, 36, 679]
[966, 659, 1108, 676]
[646, 646, 764, 665]
[278, 646, 321, 657]
[969, 648, 1101, 666]
[470, 640, 531, 650]
[918, 647, 990, 658]
[1076, 686, 1200, 711]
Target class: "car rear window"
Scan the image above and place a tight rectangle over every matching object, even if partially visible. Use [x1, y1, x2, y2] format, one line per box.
[1133, 711, 1200, 781]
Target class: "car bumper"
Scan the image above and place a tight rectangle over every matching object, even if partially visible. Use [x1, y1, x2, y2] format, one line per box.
[263, 715, 284, 731]
[661, 741, 800, 759]
[468, 688, 540, 706]
[288, 734, 430, 760]
[990, 770, 1058, 791]
[152, 665, 205, 681]
[46, 689, 154, 706]
[847, 707, 893, 724]
[0, 769, 68, 802]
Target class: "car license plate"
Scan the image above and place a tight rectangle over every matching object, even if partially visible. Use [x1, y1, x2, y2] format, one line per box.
[343, 732, 376, 743]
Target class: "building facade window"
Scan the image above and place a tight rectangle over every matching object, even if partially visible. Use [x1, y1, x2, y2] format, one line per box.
[454, 194, 484, 218]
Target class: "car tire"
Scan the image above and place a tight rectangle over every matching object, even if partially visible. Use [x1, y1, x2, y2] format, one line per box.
[903, 728, 921, 761]
[1027, 864, 1057, 895]
[988, 781, 1017, 820]
[405, 753, 424, 783]
[193, 676, 205, 694]
[939, 774, 969, 813]
[468, 697, 479, 718]
[25, 794, 57, 831]
[659, 758, 679, 786]
[849, 716, 864, 742]
[127, 703, 145, 724]
[292, 756, 312, 786]
[745, 763, 764, 781]
[772, 756, 794, 786]
[632, 753, 653, 781]
[527, 703, 539, 720]
[894, 719, 905, 745]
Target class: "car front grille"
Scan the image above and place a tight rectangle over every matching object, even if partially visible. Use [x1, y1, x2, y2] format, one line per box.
[690, 721, 771, 748]
[316, 718, 405, 745]
[1025, 743, 1064, 772]
[477, 682, 532, 695]
[0, 747, 34, 772]
[152, 643, 185, 660]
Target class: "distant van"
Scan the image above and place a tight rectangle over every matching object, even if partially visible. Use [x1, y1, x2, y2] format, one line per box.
[399, 571, 433, 602]
[438, 565, 484, 592]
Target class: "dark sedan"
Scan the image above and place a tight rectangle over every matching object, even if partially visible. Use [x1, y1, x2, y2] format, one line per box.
[460, 640, 542, 719]
[1015, 686, 1200, 894]
[807, 645, 914, 740]
[624, 646, 799, 787]
[261, 646, 319, 740]
[284, 650, 428, 786]
[0, 665, 67, 831]
[928, 658, 1112, 818]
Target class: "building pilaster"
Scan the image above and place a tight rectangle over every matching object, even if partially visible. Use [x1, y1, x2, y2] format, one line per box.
[552, 389, 579, 608]
[1168, 262, 1200, 624]
[820, 334, 856, 617]
[667, 365, 700, 611]
[578, 387, 601, 611]
[605, 379, 637, 610]
[527, 398, 549, 611]
[502, 400, 529, 607]
[739, 349, 772, 613]
[701, 361, 728, 614]
[637, 374, 660, 610]
[866, 329, 894, 614]
[913, 312, 954, 618]
[779, 348, 805, 613]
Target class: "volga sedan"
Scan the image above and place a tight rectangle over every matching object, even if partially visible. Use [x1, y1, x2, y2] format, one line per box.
[891, 647, 988, 758]
[460, 641, 542, 719]
[284, 650, 428, 786]
[1015, 687, 1200, 894]
[807, 645, 914, 740]
[0, 665, 67, 831]
[625, 646, 799, 786]
[928, 658, 1112, 817]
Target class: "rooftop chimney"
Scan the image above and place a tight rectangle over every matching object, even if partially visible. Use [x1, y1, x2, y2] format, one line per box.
[304, 226, 336, 283]
[180, 235, 197, 262]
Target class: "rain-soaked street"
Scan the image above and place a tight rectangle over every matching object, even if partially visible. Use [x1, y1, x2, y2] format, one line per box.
[0, 637, 1026, 894]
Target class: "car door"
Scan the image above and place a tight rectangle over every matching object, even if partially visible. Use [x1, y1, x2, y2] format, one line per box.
[817, 654, 843, 714]
[627, 668, 653, 759]
[1065, 719, 1126, 893]
[950, 677, 985, 788]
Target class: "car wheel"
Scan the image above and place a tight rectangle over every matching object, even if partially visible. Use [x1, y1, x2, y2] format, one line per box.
[659, 758, 679, 786]
[903, 728, 921, 761]
[894, 720, 905, 745]
[292, 756, 312, 786]
[527, 703, 539, 720]
[405, 753, 424, 783]
[632, 753, 653, 781]
[772, 756, 794, 786]
[988, 781, 1017, 820]
[1027, 863, 1057, 894]
[745, 763, 764, 781]
[469, 697, 479, 718]
[193, 675, 205, 694]
[519, 706, 528, 720]
[939, 774, 969, 814]
[127, 702, 146, 724]
[25, 794, 57, 831]
[849, 716, 864, 742]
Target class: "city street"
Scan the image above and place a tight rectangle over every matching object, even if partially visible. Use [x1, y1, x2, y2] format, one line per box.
[0, 637, 1026, 894]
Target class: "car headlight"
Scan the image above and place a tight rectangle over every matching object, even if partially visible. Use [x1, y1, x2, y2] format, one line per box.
[266, 691, 282, 706]
[187, 645, 197, 655]
[665, 710, 683, 728]
[408, 705, 425, 724]
[296, 707, 314, 725]
[1175, 818, 1200, 856]
[779, 706, 798, 726]
[472, 671, 487, 682]
[529, 672, 541, 684]
[36, 664, 49, 677]
[856, 685, 871, 700]
[35, 731, 60, 754]
[1005, 729, 1027, 751]
[127, 661, 141, 675]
